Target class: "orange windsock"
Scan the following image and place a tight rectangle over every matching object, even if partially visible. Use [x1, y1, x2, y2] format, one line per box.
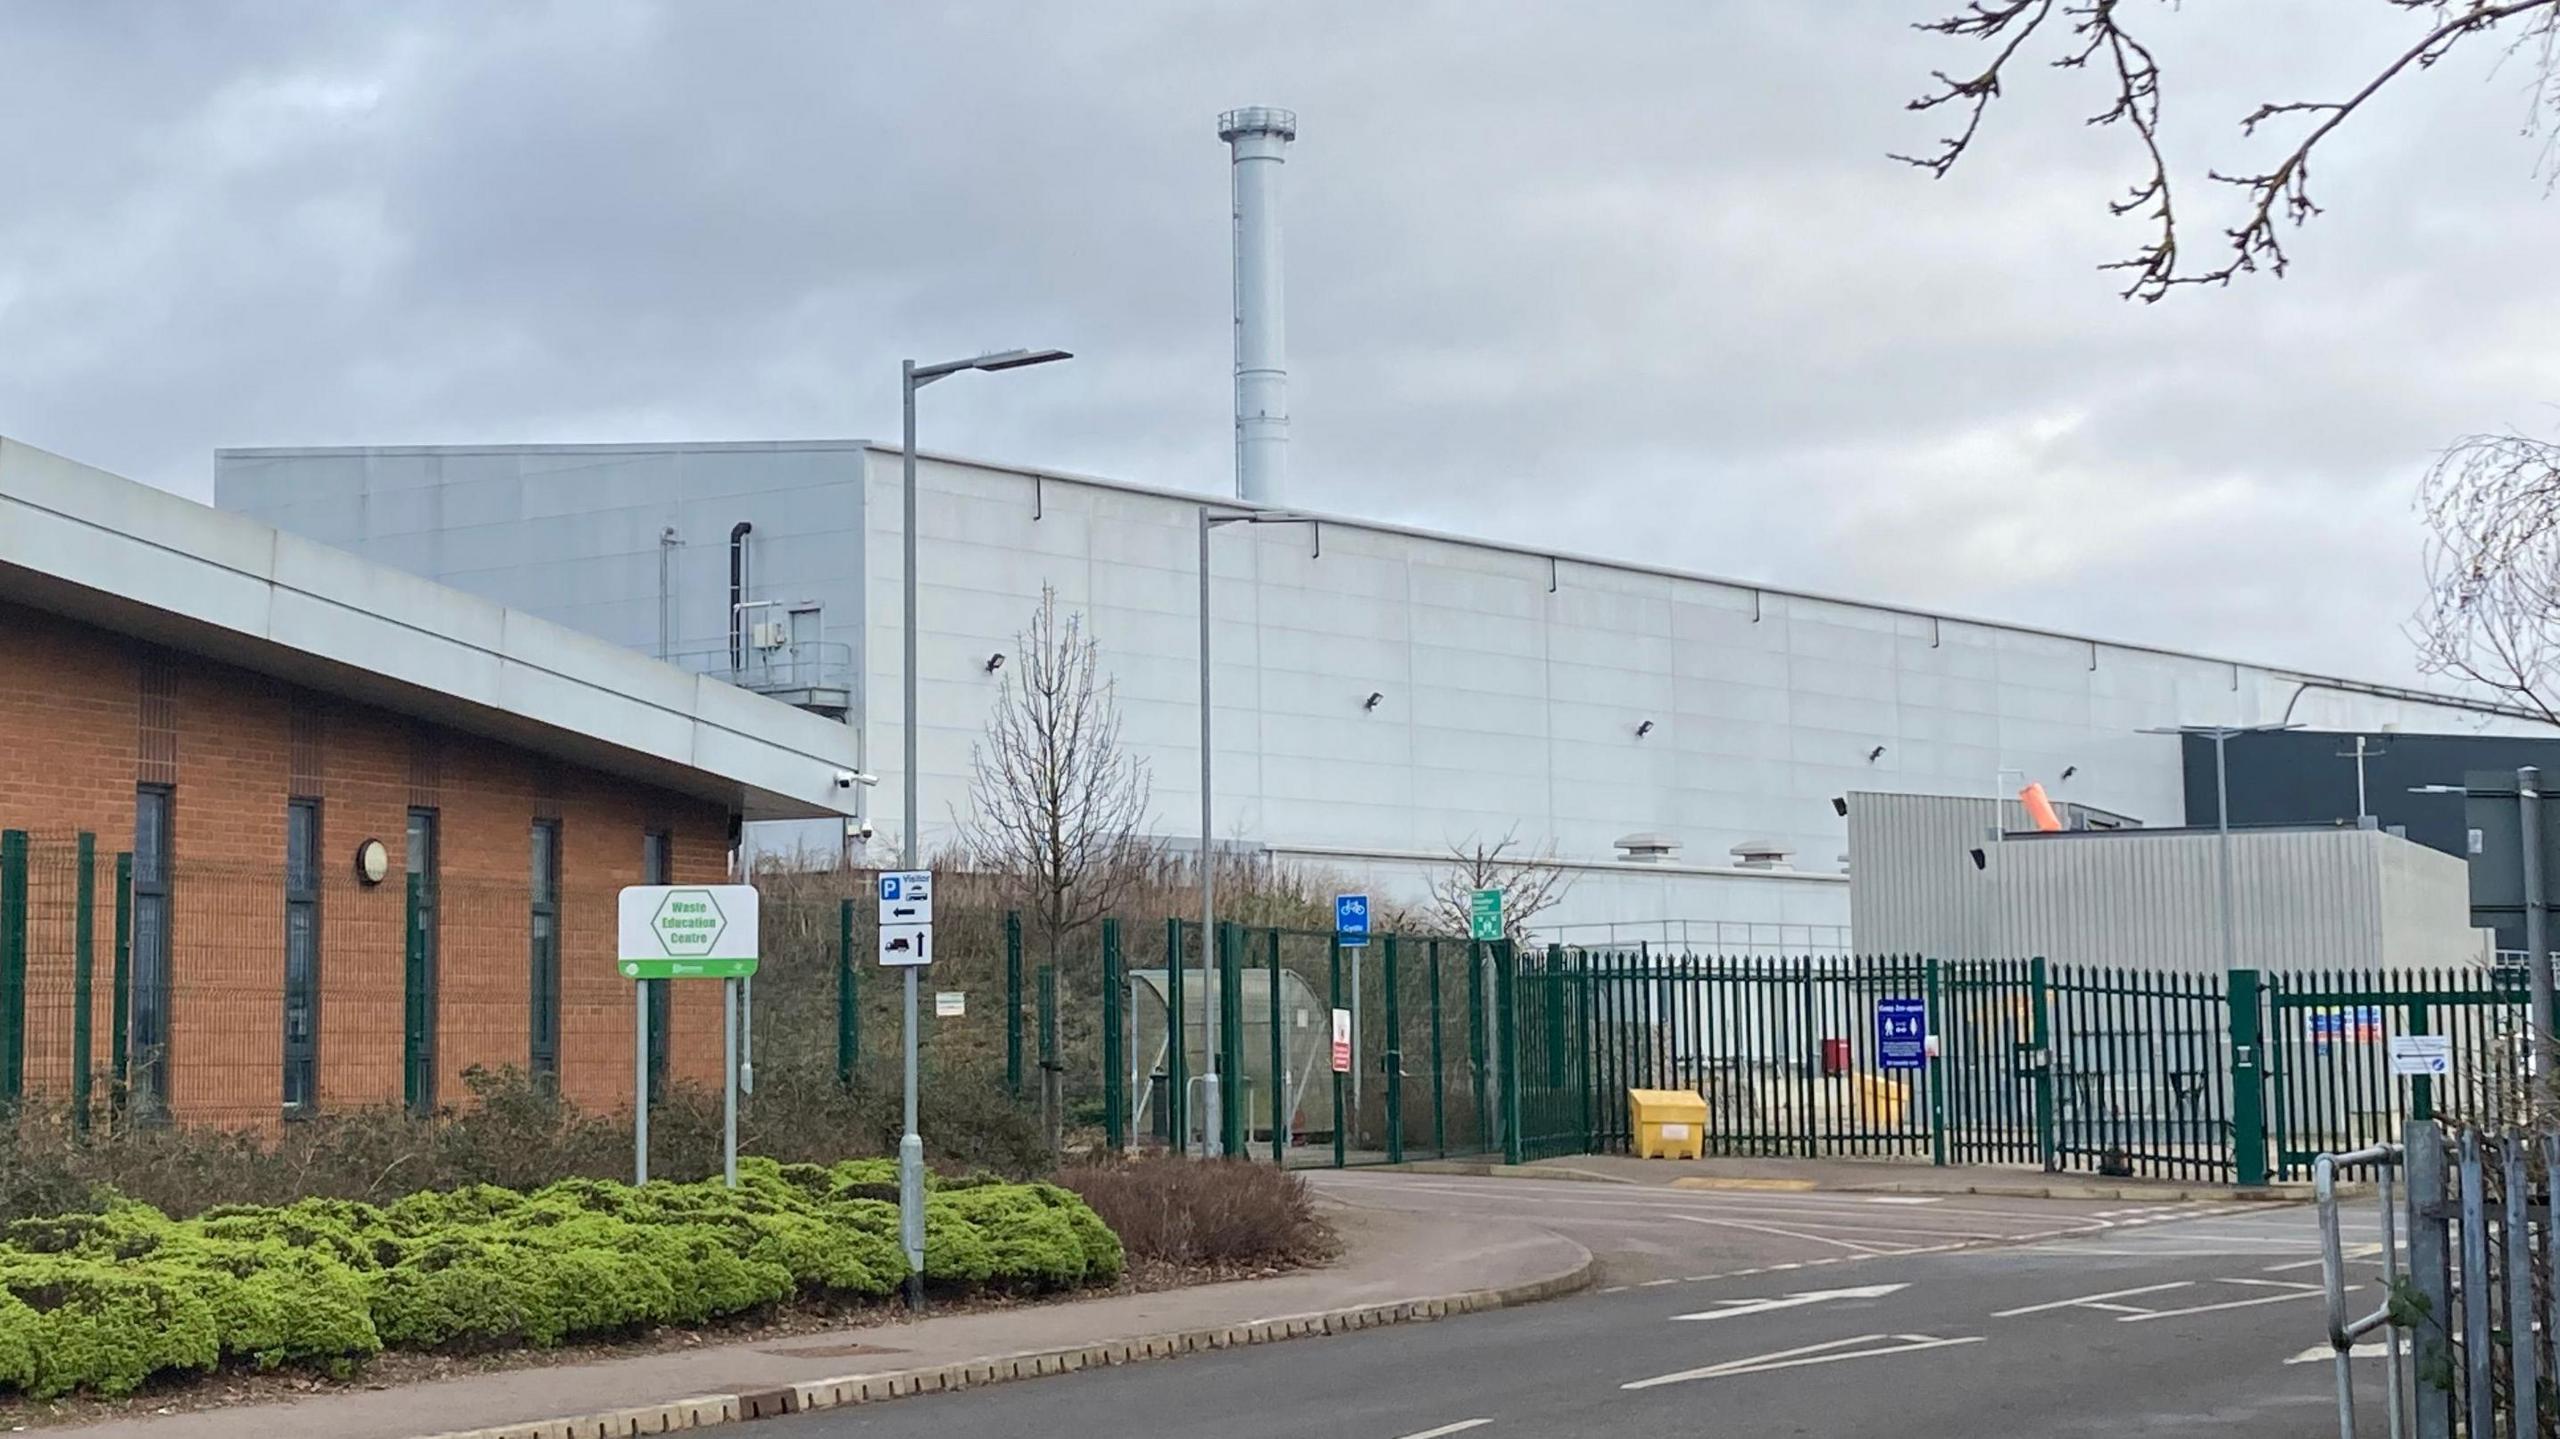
[2020, 782, 2064, 833]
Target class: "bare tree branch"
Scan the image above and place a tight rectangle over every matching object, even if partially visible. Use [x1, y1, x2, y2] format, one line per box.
[2414, 431, 2560, 724]
[1424, 827, 1575, 943]
[958, 585, 1155, 970]
[1900, 0, 2560, 300]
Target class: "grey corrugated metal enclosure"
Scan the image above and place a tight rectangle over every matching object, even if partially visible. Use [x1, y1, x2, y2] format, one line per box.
[1848, 792, 2487, 972]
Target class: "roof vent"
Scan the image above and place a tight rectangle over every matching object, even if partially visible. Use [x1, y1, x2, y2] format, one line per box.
[1614, 832, 1679, 864]
[1730, 839, 1794, 871]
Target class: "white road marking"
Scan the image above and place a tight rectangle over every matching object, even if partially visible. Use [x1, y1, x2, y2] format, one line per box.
[1670, 1283, 1907, 1322]
[2287, 1341, 2406, 1365]
[1622, 1333, 1985, 1390]
[1860, 1196, 1943, 1205]
[1668, 1212, 1914, 1254]
[2119, 1288, 2325, 1322]
[1993, 1281, 2193, 1318]
[1393, 1421, 1492, 1439]
[2217, 1278, 2322, 1292]
[2265, 1245, 2382, 1273]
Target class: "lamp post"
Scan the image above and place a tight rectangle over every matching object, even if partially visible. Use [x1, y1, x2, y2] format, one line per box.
[2138, 722, 2301, 975]
[1196, 505, 1314, 1158]
[2414, 774, 2556, 1091]
[898, 347, 1069, 1305]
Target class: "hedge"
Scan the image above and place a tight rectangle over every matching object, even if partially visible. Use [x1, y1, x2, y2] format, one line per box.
[0, 1158, 1123, 1400]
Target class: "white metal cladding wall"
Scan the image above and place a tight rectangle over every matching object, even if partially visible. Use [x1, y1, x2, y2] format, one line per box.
[1845, 792, 2029, 956]
[1988, 828, 2474, 973]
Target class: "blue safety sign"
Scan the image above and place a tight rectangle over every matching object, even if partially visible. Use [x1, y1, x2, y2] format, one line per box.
[1335, 894, 1370, 948]
[1876, 997, 1928, 1072]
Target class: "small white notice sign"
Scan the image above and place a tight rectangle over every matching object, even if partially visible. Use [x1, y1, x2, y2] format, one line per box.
[2390, 1034, 2452, 1077]
[935, 990, 966, 1018]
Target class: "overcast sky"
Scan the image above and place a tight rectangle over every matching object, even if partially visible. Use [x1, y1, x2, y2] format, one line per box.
[4, 2, 2554, 688]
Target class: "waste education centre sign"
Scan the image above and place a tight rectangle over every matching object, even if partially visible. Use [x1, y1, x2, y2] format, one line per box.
[617, 884, 761, 979]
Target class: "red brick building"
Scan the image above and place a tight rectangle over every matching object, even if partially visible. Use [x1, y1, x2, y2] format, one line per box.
[0, 439, 861, 1128]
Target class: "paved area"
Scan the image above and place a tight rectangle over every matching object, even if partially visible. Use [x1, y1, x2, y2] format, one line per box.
[63, 1200, 1587, 1439]
[773, 1185, 2378, 1439]
[1313, 1170, 2238, 1288]
[1407, 1151, 2284, 1201]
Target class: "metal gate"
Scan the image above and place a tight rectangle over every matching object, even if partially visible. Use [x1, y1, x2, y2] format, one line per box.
[2263, 967, 2534, 1181]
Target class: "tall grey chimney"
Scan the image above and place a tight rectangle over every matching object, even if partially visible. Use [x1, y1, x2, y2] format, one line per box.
[1219, 106, 1294, 506]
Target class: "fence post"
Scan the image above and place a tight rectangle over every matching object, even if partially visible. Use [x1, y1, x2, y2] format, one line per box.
[1331, 931, 1347, 1169]
[1427, 938, 1447, 1160]
[1382, 935, 1404, 1165]
[2408, 995, 2433, 1123]
[1466, 940, 1488, 1154]
[2030, 956, 2056, 1173]
[73, 832, 95, 1133]
[1795, 955, 1818, 1158]
[1038, 963, 1060, 1153]
[0, 831, 25, 1109]
[1005, 911, 1023, 1099]
[2227, 967, 2269, 1187]
[1925, 956, 1947, 1167]
[1497, 940, 1524, 1166]
[1267, 928, 1285, 1166]
[1166, 917, 1187, 1156]
[1102, 917, 1126, 1152]
[836, 899, 857, 1089]
[1219, 921, 1245, 1159]
[2459, 1129, 2492, 1439]
[112, 852, 131, 1112]
[2404, 1120, 2455, 1439]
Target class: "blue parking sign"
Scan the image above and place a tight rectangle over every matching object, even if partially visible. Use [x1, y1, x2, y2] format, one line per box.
[1335, 894, 1370, 948]
[1876, 997, 1928, 1072]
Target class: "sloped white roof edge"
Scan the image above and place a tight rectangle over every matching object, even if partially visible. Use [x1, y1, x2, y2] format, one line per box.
[2, 438, 859, 822]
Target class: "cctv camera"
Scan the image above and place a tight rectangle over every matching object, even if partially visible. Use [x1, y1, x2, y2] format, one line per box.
[845, 820, 875, 842]
[834, 770, 858, 789]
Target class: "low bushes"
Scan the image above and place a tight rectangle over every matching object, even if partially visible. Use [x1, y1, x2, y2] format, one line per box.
[1056, 1155, 1330, 1270]
[0, 1158, 1121, 1401]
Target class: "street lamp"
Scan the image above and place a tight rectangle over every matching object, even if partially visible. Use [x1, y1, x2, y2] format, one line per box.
[897, 347, 1070, 1307]
[2138, 723, 2301, 974]
[1195, 505, 1316, 1158]
[2412, 774, 2554, 1088]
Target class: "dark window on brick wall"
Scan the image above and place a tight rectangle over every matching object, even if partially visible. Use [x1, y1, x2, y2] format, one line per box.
[530, 819, 561, 1081]
[131, 783, 173, 1117]
[284, 798, 320, 1116]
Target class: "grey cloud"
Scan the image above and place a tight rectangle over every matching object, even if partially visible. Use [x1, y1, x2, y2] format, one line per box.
[0, 0, 2550, 700]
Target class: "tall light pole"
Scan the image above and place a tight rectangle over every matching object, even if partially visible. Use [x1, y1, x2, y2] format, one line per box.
[2415, 773, 2556, 1092]
[1196, 505, 1313, 1158]
[2140, 722, 2301, 973]
[898, 347, 1069, 1305]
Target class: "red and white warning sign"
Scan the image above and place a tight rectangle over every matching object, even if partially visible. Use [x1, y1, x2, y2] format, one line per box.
[1330, 1008, 1353, 1073]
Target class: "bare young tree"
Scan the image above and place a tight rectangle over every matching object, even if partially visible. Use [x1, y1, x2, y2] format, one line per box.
[1899, 1, 2560, 301]
[1425, 828, 1574, 943]
[960, 584, 1154, 971]
[2415, 432, 2560, 722]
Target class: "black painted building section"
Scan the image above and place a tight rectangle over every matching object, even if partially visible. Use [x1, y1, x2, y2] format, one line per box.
[2182, 728, 2560, 949]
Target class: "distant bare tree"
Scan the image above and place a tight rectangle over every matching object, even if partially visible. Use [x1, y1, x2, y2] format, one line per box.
[960, 585, 1153, 971]
[1898, 1, 2560, 301]
[960, 586, 1154, 1152]
[2415, 433, 2560, 723]
[1426, 828, 1573, 943]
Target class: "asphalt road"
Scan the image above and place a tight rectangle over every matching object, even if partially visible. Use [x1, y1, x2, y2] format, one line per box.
[766, 1175, 2383, 1439]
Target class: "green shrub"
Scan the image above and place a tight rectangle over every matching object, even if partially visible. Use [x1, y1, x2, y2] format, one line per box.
[0, 1254, 221, 1398]
[0, 1157, 1123, 1398]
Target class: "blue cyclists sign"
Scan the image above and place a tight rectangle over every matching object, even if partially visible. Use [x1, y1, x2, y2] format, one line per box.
[1335, 893, 1371, 948]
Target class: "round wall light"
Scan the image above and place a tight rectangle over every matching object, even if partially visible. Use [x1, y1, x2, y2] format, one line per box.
[354, 838, 391, 886]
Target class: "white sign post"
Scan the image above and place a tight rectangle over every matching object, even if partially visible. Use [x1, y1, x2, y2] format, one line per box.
[618, 884, 761, 1188]
[2390, 1034, 2453, 1077]
[879, 869, 934, 1305]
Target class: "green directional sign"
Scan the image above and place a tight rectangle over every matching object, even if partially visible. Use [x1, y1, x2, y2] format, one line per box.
[617, 884, 760, 979]
[1469, 887, 1503, 942]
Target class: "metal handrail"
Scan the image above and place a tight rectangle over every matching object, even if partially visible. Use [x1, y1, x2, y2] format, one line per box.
[2316, 1141, 2404, 1439]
